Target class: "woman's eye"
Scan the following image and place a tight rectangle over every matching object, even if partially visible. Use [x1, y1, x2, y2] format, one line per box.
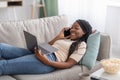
[71, 25, 80, 30]
[75, 27, 80, 30]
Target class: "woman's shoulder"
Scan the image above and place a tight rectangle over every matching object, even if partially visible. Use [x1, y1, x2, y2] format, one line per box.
[81, 41, 86, 45]
[78, 41, 87, 48]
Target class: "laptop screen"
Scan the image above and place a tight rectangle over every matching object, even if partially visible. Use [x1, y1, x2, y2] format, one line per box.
[24, 31, 58, 54]
[24, 31, 38, 53]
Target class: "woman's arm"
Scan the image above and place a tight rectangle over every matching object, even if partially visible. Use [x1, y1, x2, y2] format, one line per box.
[48, 27, 71, 45]
[48, 36, 60, 45]
[49, 58, 77, 69]
[35, 48, 77, 69]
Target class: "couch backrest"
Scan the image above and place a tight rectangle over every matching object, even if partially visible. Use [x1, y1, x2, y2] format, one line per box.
[97, 33, 111, 61]
[0, 15, 68, 48]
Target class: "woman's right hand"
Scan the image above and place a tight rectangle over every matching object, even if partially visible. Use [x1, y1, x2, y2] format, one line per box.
[48, 27, 71, 45]
[56, 27, 71, 39]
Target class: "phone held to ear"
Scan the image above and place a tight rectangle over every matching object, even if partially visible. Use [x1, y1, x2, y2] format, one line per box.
[64, 29, 71, 37]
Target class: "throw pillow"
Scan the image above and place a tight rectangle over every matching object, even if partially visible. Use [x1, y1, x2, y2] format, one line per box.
[79, 31, 100, 70]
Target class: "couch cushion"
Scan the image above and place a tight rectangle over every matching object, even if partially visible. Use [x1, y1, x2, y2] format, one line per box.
[79, 32, 100, 69]
[0, 75, 16, 80]
[0, 21, 26, 48]
[12, 65, 89, 80]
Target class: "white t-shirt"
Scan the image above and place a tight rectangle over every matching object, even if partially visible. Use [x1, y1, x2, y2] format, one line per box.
[52, 39, 86, 62]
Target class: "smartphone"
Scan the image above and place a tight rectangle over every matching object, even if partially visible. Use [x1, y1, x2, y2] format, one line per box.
[64, 29, 71, 37]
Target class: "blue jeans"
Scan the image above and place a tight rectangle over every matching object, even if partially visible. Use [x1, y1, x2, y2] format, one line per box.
[0, 43, 56, 75]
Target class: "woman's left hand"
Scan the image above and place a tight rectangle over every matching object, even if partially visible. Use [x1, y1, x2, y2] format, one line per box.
[34, 48, 50, 65]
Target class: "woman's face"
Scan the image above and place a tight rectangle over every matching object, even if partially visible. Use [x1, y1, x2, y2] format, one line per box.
[70, 22, 85, 40]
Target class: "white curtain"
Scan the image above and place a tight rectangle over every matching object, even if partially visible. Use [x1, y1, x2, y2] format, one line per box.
[58, 0, 108, 32]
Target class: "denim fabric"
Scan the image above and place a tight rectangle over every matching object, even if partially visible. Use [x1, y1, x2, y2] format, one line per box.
[0, 43, 56, 75]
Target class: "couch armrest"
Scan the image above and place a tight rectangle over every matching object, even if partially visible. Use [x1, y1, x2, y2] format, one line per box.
[97, 33, 111, 61]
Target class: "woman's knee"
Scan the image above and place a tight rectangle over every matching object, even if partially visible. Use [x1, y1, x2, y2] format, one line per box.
[0, 43, 13, 51]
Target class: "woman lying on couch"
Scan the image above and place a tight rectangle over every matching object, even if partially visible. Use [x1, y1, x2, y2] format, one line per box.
[0, 19, 92, 75]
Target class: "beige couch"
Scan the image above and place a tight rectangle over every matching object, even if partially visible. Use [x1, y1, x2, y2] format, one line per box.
[0, 15, 110, 80]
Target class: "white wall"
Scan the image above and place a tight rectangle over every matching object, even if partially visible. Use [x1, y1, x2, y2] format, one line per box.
[0, 0, 39, 21]
[105, 0, 120, 58]
[105, 6, 120, 58]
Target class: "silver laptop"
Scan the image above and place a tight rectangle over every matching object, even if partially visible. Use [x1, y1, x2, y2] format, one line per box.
[23, 31, 58, 54]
